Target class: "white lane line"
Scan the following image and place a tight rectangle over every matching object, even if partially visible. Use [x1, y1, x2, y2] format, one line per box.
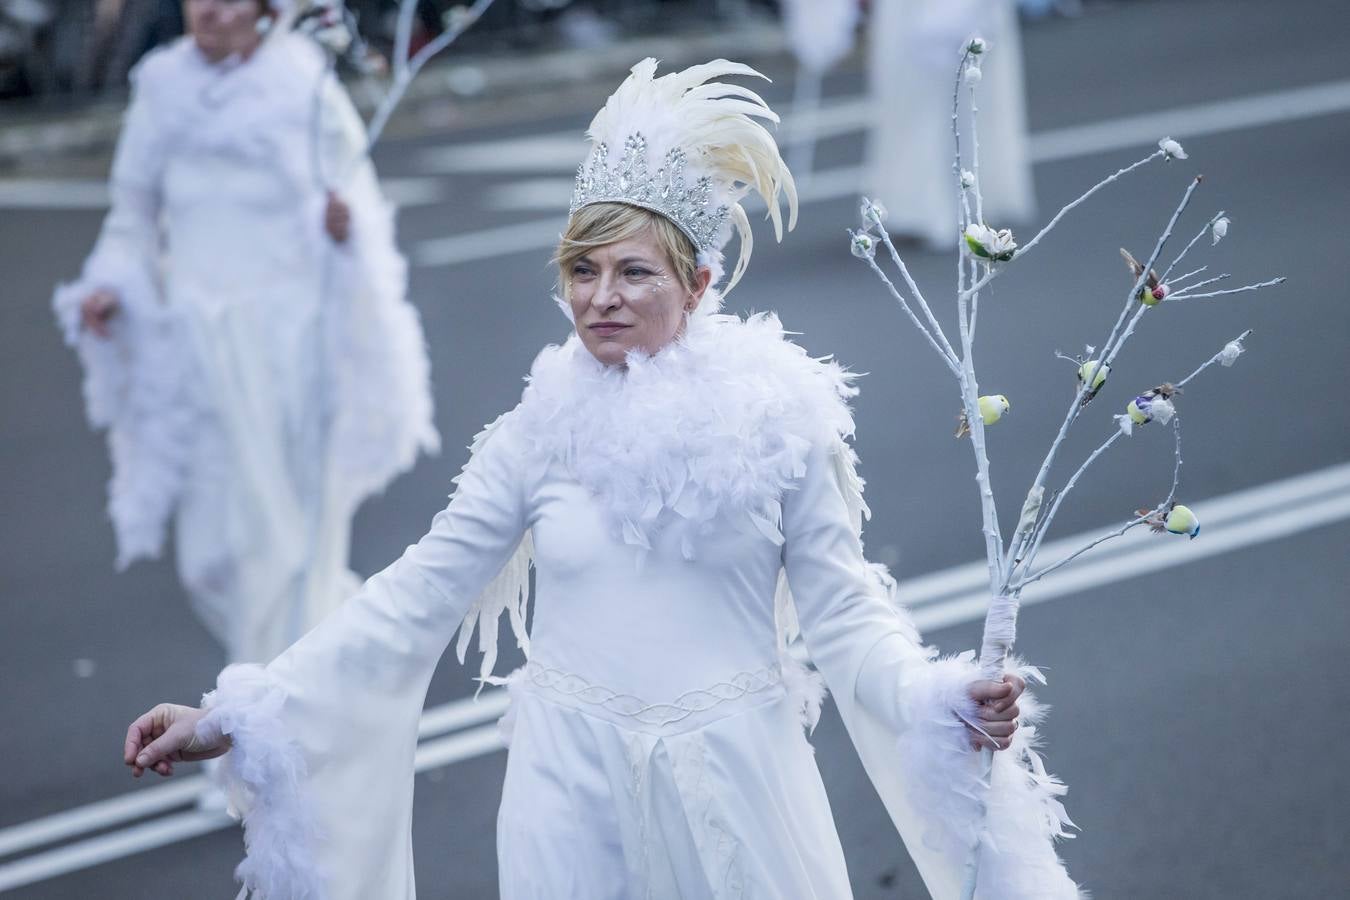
[418, 687, 509, 739]
[913, 487, 1350, 633]
[898, 462, 1350, 610]
[421, 99, 874, 177]
[1029, 78, 1350, 163]
[0, 809, 231, 892]
[413, 76, 1350, 264]
[2, 460, 1346, 875]
[0, 176, 451, 211]
[0, 778, 204, 860]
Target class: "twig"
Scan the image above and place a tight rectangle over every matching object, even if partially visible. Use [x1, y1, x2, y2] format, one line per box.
[873, 221, 961, 362]
[1168, 265, 1208, 288]
[361, 0, 497, 162]
[1171, 272, 1228, 294]
[862, 254, 962, 374]
[1168, 276, 1286, 302]
[1176, 328, 1254, 388]
[1161, 210, 1225, 281]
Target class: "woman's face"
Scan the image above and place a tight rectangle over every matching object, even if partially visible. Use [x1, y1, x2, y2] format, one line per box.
[567, 229, 711, 367]
[185, 0, 264, 62]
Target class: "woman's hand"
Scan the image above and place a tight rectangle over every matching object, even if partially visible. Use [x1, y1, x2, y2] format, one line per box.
[324, 191, 351, 244]
[80, 289, 120, 338]
[124, 703, 229, 778]
[965, 673, 1025, 752]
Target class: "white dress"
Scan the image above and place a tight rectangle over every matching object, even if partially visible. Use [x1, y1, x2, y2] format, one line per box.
[198, 313, 1079, 899]
[53, 35, 438, 663]
[865, 0, 1036, 248]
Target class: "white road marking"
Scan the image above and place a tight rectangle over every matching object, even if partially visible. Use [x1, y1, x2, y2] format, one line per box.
[413, 76, 1350, 265]
[0, 778, 204, 860]
[0, 176, 451, 211]
[1, 460, 1346, 888]
[897, 462, 1350, 610]
[0, 809, 230, 892]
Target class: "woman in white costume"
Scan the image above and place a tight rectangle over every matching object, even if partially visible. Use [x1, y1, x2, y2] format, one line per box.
[124, 60, 1081, 898]
[54, 0, 438, 664]
[866, 0, 1036, 249]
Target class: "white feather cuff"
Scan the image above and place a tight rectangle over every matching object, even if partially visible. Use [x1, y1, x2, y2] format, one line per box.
[198, 665, 327, 900]
[895, 653, 1083, 899]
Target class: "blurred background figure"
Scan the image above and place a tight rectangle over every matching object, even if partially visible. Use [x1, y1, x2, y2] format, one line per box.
[780, 0, 857, 186]
[865, 0, 1035, 249]
[51, 0, 438, 666]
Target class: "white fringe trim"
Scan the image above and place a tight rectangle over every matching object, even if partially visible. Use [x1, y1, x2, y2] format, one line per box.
[897, 653, 1083, 899]
[198, 665, 327, 900]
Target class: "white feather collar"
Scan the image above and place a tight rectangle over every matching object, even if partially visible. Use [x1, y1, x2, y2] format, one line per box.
[513, 313, 858, 554]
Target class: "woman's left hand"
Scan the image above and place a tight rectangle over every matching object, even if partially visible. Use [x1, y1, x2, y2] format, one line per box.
[325, 191, 351, 243]
[965, 673, 1025, 752]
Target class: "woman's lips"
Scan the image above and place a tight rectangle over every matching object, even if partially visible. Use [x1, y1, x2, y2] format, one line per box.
[589, 323, 631, 335]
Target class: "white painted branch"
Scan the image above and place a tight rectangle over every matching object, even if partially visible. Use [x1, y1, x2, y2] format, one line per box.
[362, 0, 497, 161]
[392, 0, 418, 79]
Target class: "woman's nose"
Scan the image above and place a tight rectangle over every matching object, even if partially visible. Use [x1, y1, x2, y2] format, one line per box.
[591, 274, 623, 311]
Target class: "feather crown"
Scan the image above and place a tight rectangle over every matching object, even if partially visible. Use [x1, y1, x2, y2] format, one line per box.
[571, 58, 798, 292]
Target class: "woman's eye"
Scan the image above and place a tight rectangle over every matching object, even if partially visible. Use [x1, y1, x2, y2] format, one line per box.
[625, 267, 652, 278]
[572, 266, 595, 278]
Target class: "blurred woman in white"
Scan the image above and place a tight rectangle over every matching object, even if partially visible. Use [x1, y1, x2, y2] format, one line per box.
[866, 0, 1036, 248]
[123, 59, 1080, 899]
[53, 0, 438, 664]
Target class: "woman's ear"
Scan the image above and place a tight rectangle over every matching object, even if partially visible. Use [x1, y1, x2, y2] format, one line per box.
[688, 266, 714, 309]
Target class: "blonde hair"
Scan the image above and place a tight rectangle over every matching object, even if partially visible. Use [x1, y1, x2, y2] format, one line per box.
[556, 203, 700, 299]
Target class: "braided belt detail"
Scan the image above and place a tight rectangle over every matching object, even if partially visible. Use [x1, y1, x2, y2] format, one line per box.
[519, 661, 782, 728]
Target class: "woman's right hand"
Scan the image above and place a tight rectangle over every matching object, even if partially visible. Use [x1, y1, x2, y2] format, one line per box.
[124, 703, 229, 778]
[80, 289, 120, 338]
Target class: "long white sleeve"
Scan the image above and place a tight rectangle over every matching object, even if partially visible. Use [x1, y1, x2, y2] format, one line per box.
[781, 441, 974, 735]
[51, 60, 196, 568]
[198, 414, 530, 900]
[782, 441, 1079, 900]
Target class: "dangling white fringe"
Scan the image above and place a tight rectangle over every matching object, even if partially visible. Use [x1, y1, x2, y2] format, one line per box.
[453, 413, 536, 690]
[198, 665, 327, 900]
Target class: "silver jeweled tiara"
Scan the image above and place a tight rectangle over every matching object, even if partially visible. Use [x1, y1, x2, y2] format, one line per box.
[569, 133, 731, 254]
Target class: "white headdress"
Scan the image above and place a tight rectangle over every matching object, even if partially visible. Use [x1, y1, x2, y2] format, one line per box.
[571, 58, 798, 293]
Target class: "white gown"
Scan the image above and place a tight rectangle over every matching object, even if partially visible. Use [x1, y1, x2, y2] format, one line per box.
[198, 313, 1079, 899]
[865, 0, 1036, 248]
[53, 34, 438, 663]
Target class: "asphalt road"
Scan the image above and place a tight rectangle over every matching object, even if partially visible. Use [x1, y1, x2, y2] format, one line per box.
[2, 1, 1348, 897]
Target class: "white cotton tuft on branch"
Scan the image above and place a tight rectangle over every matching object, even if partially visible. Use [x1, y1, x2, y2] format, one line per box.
[1212, 216, 1230, 245]
[1220, 337, 1246, 366]
[1150, 397, 1177, 425]
[1114, 415, 1134, 436]
[1159, 137, 1188, 160]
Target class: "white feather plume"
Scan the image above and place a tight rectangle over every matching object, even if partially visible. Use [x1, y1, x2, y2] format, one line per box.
[581, 58, 798, 292]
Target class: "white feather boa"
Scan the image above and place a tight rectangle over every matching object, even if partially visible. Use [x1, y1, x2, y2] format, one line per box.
[513, 311, 855, 558]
